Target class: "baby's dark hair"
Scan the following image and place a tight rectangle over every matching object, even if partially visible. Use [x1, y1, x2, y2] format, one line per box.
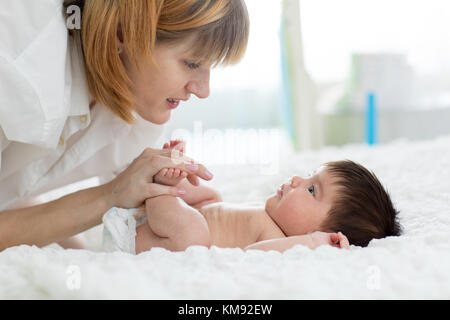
[319, 160, 402, 247]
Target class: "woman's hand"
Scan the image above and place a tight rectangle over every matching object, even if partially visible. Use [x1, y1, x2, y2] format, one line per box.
[157, 139, 203, 187]
[154, 140, 189, 186]
[103, 147, 213, 209]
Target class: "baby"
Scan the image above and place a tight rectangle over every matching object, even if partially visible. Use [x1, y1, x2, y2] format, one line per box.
[102, 141, 402, 254]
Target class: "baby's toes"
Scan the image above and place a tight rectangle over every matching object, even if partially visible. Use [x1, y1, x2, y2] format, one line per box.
[174, 169, 181, 177]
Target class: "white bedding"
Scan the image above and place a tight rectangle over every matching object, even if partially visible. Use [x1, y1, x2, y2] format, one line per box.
[1, 135, 450, 299]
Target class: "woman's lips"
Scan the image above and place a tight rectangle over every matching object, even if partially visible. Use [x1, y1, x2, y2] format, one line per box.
[167, 99, 180, 109]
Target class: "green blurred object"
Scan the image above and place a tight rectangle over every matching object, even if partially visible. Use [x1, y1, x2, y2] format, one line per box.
[322, 112, 365, 146]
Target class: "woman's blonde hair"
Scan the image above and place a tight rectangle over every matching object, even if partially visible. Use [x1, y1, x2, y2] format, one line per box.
[64, 0, 249, 123]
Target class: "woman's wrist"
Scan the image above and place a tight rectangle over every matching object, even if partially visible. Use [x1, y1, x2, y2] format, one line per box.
[70, 184, 116, 226]
[99, 181, 116, 209]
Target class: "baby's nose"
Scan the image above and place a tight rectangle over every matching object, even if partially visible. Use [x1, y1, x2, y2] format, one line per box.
[290, 176, 303, 187]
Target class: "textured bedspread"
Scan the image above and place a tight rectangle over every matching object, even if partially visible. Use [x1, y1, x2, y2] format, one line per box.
[1, 135, 450, 299]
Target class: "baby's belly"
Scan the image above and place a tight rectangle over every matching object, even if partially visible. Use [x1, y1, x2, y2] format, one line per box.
[199, 202, 263, 249]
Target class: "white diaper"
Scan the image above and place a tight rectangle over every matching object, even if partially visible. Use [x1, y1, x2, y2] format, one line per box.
[102, 207, 147, 254]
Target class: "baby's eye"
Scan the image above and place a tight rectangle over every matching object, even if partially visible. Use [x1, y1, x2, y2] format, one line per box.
[308, 185, 315, 196]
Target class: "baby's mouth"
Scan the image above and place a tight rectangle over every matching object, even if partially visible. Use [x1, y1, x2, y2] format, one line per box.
[277, 184, 284, 198]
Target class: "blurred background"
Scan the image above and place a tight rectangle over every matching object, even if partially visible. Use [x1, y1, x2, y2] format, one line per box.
[163, 0, 450, 163]
[36, 0, 450, 203]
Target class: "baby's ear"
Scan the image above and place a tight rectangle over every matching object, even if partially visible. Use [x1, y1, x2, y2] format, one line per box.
[329, 233, 340, 243]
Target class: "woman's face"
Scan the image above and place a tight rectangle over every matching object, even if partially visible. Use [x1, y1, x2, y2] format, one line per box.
[120, 36, 211, 124]
[265, 166, 339, 236]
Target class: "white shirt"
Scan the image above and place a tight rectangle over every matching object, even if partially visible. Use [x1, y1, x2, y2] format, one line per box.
[0, 0, 164, 210]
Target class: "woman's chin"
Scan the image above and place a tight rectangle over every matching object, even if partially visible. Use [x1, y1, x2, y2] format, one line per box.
[142, 111, 171, 125]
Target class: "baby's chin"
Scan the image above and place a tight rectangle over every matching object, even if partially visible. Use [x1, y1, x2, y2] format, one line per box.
[264, 193, 278, 215]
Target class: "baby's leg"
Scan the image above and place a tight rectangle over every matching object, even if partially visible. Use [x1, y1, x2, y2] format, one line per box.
[135, 195, 210, 254]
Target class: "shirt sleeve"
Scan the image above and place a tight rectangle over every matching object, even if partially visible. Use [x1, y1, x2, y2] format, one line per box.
[0, 126, 8, 171]
[0, 0, 70, 148]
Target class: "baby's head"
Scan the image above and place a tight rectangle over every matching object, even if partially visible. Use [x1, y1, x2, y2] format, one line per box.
[265, 160, 402, 247]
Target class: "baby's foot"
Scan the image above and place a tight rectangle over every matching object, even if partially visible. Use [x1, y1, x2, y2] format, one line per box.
[154, 167, 188, 186]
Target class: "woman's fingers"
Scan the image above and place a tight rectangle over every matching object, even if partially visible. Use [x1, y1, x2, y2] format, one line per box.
[187, 173, 200, 186]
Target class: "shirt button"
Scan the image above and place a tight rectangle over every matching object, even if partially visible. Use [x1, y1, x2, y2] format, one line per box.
[59, 136, 65, 146]
[80, 115, 88, 124]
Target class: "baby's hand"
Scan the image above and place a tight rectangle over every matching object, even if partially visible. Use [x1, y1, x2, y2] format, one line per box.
[163, 139, 186, 153]
[309, 231, 350, 249]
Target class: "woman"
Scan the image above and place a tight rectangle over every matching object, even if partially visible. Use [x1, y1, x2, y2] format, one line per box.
[0, 0, 249, 250]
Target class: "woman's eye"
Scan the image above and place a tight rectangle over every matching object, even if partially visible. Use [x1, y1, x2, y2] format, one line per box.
[185, 61, 200, 69]
[308, 185, 315, 196]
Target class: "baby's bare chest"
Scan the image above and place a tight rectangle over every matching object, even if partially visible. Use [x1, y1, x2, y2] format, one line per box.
[199, 203, 267, 248]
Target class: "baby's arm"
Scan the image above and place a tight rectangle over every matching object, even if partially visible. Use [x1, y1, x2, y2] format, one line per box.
[135, 195, 210, 254]
[244, 232, 349, 252]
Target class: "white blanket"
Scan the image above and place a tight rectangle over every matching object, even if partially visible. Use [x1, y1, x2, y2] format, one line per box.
[1, 135, 450, 299]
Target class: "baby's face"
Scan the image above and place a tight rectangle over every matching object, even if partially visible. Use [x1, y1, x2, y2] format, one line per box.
[265, 166, 339, 236]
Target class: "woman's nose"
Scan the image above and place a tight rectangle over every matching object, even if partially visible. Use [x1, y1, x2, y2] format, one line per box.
[186, 70, 210, 99]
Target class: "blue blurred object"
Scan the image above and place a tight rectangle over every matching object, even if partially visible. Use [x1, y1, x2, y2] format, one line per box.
[366, 92, 377, 145]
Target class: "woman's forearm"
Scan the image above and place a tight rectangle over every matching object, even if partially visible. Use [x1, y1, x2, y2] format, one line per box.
[0, 185, 112, 251]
